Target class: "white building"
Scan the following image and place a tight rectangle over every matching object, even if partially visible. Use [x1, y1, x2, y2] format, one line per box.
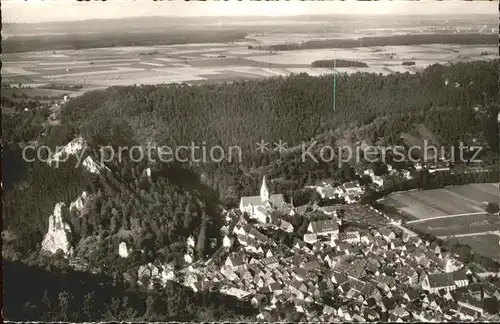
[222, 235, 231, 248]
[239, 176, 285, 223]
[186, 235, 195, 249]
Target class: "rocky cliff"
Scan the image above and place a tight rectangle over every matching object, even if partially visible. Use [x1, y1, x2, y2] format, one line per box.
[47, 137, 108, 174]
[69, 191, 90, 214]
[41, 203, 74, 257]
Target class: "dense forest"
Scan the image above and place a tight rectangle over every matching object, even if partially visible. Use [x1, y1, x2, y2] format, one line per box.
[2, 151, 224, 269]
[2, 30, 247, 53]
[61, 60, 498, 152]
[256, 33, 497, 51]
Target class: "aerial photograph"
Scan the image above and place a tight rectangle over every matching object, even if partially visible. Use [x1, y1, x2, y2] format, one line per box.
[2, 0, 500, 322]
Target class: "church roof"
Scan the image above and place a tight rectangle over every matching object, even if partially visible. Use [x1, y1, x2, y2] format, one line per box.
[269, 194, 285, 208]
[240, 195, 264, 207]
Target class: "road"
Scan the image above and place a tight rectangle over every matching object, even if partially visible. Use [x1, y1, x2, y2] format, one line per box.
[389, 220, 418, 237]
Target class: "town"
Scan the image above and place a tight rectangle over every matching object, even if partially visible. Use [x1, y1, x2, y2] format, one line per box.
[132, 175, 500, 322]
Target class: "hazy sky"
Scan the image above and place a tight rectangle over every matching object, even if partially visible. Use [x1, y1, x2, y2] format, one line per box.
[2, 0, 496, 24]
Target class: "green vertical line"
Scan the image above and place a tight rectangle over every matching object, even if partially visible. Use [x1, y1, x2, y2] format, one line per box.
[333, 57, 336, 112]
[333, 71, 336, 112]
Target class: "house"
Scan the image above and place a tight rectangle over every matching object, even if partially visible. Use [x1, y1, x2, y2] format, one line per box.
[363, 308, 380, 321]
[323, 305, 336, 316]
[269, 282, 283, 294]
[403, 289, 421, 302]
[251, 294, 267, 307]
[483, 283, 500, 299]
[261, 256, 280, 269]
[220, 286, 252, 300]
[280, 220, 294, 233]
[289, 280, 308, 299]
[184, 253, 193, 264]
[239, 176, 285, 223]
[186, 235, 195, 249]
[452, 270, 469, 288]
[352, 314, 366, 322]
[422, 273, 456, 293]
[222, 235, 231, 248]
[233, 225, 246, 236]
[392, 306, 410, 319]
[390, 239, 406, 251]
[379, 228, 396, 241]
[457, 294, 484, 315]
[317, 186, 344, 199]
[339, 231, 361, 244]
[308, 219, 339, 236]
[413, 311, 436, 322]
[225, 254, 246, 270]
[456, 305, 479, 320]
[343, 193, 357, 204]
[304, 233, 318, 244]
[467, 283, 483, 300]
[429, 242, 441, 255]
[343, 181, 363, 195]
[293, 268, 309, 281]
[331, 271, 349, 285]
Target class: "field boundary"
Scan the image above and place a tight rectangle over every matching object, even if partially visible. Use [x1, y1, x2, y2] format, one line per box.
[406, 211, 487, 224]
[437, 230, 500, 239]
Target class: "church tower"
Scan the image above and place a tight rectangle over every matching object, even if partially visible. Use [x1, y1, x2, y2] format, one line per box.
[260, 175, 270, 203]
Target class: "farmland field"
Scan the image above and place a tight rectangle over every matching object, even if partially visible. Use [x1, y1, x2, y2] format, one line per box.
[383, 183, 500, 260]
[456, 235, 500, 260]
[2, 40, 497, 95]
[409, 212, 499, 237]
[382, 183, 499, 220]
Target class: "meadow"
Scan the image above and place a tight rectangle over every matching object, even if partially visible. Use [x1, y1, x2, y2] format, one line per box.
[383, 183, 499, 220]
[2, 41, 497, 94]
[457, 234, 500, 260]
[383, 183, 500, 260]
[409, 212, 499, 237]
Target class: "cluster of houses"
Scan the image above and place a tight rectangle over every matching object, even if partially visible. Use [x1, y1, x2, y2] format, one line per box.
[162, 179, 499, 322]
[131, 176, 498, 322]
[307, 179, 365, 204]
[173, 206, 499, 322]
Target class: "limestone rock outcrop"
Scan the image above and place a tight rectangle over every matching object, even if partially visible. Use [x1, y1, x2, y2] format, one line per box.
[69, 191, 90, 214]
[118, 242, 130, 258]
[47, 137, 108, 174]
[41, 203, 74, 257]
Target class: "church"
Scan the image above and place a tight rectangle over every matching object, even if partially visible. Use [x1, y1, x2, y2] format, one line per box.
[239, 176, 285, 223]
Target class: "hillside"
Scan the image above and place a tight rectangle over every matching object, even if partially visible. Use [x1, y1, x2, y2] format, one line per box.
[61, 60, 498, 153]
[2, 139, 224, 271]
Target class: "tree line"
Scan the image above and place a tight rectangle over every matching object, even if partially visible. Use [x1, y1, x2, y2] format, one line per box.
[255, 33, 497, 51]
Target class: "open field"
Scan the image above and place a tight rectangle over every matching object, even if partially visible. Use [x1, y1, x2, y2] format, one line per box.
[2, 41, 497, 94]
[1, 87, 80, 100]
[382, 183, 499, 220]
[457, 234, 500, 261]
[409, 212, 499, 237]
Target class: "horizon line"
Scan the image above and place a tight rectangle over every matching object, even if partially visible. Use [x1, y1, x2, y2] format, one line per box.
[4, 12, 496, 25]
